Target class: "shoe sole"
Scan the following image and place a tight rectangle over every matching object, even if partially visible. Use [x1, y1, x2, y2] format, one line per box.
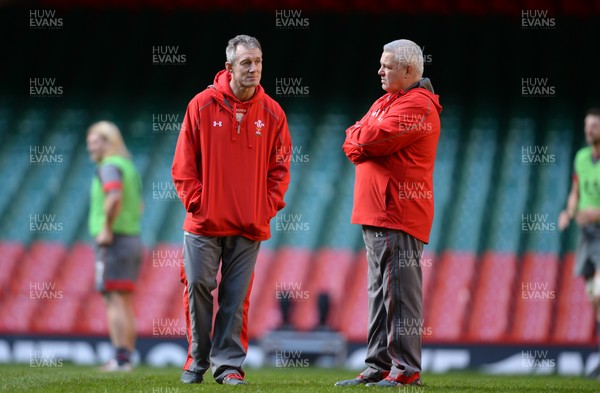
[365, 379, 423, 387]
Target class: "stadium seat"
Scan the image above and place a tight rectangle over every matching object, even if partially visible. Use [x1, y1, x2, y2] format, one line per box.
[467, 252, 517, 342]
[138, 244, 181, 296]
[133, 246, 179, 335]
[54, 242, 95, 296]
[0, 293, 38, 332]
[553, 253, 595, 344]
[426, 251, 477, 342]
[0, 242, 25, 300]
[31, 298, 81, 334]
[10, 242, 66, 294]
[247, 247, 313, 338]
[246, 249, 275, 339]
[510, 253, 559, 343]
[291, 248, 355, 331]
[337, 251, 368, 342]
[75, 292, 108, 335]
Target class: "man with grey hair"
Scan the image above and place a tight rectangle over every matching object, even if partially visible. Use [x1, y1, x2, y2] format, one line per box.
[172, 34, 292, 385]
[337, 39, 442, 387]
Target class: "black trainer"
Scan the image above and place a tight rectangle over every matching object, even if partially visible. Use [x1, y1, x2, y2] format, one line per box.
[180, 370, 203, 384]
[335, 374, 380, 386]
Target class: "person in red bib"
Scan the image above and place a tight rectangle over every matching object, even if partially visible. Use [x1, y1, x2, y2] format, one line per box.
[336, 39, 442, 388]
[172, 35, 292, 386]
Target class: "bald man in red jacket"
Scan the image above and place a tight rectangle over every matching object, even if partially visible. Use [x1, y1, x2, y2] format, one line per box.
[336, 39, 442, 388]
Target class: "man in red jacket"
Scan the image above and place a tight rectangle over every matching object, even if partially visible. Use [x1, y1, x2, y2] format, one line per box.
[171, 34, 291, 385]
[336, 39, 442, 387]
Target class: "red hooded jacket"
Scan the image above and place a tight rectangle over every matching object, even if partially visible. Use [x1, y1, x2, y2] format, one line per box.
[172, 70, 292, 241]
[343, 78, 442, 243]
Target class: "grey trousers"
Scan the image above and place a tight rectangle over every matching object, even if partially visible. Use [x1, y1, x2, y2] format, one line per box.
[360, 225, 423, 380]
[181, 231, 260, 382]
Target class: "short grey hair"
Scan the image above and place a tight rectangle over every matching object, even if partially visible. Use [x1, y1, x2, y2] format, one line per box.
[383, 39, 424, 78]
[225, 35, 262, 64]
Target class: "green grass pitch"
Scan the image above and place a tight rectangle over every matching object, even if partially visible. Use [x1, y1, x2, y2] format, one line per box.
[1, 365, 598, 392]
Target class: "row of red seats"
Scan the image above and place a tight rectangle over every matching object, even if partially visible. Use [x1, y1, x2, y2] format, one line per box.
[0, 241, 595, 344]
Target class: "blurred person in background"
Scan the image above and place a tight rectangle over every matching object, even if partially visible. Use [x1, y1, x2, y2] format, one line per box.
[172, 34, 291, 385]
[87, 121, 143, 372]
[337, 39, 442, 387]
[558, 108, 600, 379]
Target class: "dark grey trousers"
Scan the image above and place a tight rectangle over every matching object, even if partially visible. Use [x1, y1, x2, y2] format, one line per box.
[181, 231, 259, 382]
[360, 225, 423, 380]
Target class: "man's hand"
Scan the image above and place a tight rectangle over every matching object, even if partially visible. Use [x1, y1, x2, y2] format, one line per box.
[558, 210, 571, 231]
[96, 226, 114, 246]
[575, 208, 600, 226]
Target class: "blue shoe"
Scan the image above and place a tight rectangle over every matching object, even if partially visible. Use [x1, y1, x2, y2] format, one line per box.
[180, 370, 203, 384]
[335, 374, 381, 386]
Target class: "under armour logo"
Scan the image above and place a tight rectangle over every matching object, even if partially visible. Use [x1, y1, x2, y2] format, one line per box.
[374, 232, 384, 238]
[213, 121, 222, 127]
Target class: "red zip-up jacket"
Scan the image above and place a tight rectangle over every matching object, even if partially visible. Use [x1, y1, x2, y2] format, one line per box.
[172, 70, 292, 241]
[343, 78, 442, 243]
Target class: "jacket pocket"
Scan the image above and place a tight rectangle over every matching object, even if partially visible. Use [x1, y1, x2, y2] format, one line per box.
[372, 175, 390, 212]
[187, 186, 203, 214]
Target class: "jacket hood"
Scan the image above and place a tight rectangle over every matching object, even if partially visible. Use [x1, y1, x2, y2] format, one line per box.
[405, 77, 442, 114]
[208, 69, 265, 108]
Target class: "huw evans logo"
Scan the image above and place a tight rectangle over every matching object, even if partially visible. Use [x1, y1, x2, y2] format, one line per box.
[521, 213, 556, 232]
[275, 350, 309, 368]
[399, 182, 432, 200]
[152, 318, 186, 337]
[521, 145, 555, 165]
[29, 78, 63, 98]
[148, 388, 179, 393]
[275, 282, 309, 301]
[275, 10, 309, 29]
[521, 10, 555, 29]
[152, 46, 187, 65]
[276, 145, 310, 165]
[152, 182, 179, 201]
[521, 350, 556, 368]
[29, 282, 63, 300]
[29, 145, 63, 165]
[29, 9, 63, 29]
[398, 318, 432, 337]
[152, 113, 182, 134]
[399, 249, 433, 269]
[275, 78, 310, 98]
[152, 249, 181, 268]
[521, 78, 555, 98]
[29, 350, 63, 367]
[29, 214, 63, 233]
[521, 282, 556, 300]
[275, 213, 309, 232]
[399, 114, 432, 133]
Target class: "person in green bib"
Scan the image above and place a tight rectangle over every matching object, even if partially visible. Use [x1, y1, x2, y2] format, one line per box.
[87, 121, 143, 372]
[559, 108, 600, 378]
